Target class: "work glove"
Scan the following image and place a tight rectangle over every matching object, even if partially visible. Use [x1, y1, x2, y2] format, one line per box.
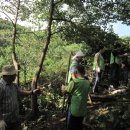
[0, 120, 6, 130]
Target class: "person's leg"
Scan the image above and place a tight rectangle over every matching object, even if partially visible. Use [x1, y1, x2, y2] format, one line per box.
[115, 65, 120, 88]
[110, 64, 118, 88]
[93, 72, 100, 93]
[66, 95, 71, 129]
[120, 68, 124, 84]
[110, 64, 115, 86]
[123, 68, 129, 86]
[77, 117, 84, 130]
[67, 114, 75, 130]
[68, 115, 83, 130]
[93, 72, 102, 93]
[66, 108, 71, 129]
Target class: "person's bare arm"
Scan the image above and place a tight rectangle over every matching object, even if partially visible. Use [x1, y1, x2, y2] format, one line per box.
[18, 89, 32, 96]
[61, 81, 74, 94]
[18, 88, 41, 96]
[95, 53, 99, 67]
[95, 53, 100, 72]
[119, 53, 128, 57]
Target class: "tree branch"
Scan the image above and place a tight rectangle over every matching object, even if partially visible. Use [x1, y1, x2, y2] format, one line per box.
[17, 31, 39, 37]
[0, 11, 14, 26]
[54, 0, 64, 6]
[51, 28, 66, 35]
[53, 18, 75, 25]
[9, 1, 17, 8]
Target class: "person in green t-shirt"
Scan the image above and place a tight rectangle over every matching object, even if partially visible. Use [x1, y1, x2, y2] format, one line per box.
[64, 50, 85, 129]
[109, 44, 121, 89]
[92, 45, 105, 93]
[109, 44, 128, 89]
[62, 65, 90, 130]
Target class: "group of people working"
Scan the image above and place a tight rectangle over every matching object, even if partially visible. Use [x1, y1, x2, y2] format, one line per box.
[62, 44, 129, 130]
[0, 45, 129, 130]
[0, 52, 89, 130]
[93, 44, 129, 93]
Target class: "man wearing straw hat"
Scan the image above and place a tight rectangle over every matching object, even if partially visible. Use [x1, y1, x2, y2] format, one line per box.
[0, 65, 40, 130]
[68, 50, 85, 83]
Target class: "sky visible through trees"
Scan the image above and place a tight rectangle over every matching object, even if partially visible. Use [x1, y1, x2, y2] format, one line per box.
[0, 1, 130, 37]
[1, 11, 130, 37]
[111, 21, 130, 37]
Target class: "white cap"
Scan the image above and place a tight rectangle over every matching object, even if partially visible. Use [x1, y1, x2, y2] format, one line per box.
[72, 50, 85, 60]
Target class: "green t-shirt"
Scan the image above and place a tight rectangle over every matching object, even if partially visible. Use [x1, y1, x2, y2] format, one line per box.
[93, 52, 105, 71]
[66, 78, 90, 117]
[110, 52, 120, 64]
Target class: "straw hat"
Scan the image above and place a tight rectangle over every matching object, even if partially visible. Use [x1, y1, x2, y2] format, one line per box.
[72, 50, 85, 60]
[1, 65, 17, 75]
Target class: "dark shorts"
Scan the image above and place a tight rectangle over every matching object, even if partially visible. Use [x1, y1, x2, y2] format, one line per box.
[68, 114, 84, 130]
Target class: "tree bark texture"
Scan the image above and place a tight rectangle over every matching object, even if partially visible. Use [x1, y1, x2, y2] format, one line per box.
[31, 0, 55, 115]
[12, 0, 20, 86]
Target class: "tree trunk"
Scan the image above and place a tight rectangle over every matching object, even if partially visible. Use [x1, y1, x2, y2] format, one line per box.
[31, 0, 55, 115]
[12, 0, 20, 86]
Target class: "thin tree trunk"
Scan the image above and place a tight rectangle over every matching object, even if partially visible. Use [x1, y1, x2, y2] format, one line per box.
[24, 64, 27, 84]
[31, 0, 55, 115]
[12, 0, 20, 86]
